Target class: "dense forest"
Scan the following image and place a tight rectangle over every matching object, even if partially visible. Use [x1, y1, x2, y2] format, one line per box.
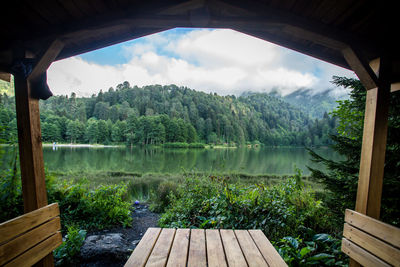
[0, 81, 337, 146]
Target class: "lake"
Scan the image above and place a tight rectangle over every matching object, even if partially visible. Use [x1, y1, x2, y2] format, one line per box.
[37, 146, 339, 175]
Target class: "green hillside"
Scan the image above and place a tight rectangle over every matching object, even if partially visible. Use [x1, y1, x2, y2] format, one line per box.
[0, 82, 337, 146]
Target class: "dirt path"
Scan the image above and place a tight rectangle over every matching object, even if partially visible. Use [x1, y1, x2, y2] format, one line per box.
[81, 203, 159, 267]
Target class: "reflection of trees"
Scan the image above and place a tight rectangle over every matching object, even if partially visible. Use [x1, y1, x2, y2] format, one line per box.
[41, 147, 341, 176]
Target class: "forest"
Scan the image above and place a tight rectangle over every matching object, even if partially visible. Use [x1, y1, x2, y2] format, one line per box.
[0, 82, 337, 146]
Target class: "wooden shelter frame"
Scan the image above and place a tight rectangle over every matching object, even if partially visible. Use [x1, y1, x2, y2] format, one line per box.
[0, 1, 398, 266]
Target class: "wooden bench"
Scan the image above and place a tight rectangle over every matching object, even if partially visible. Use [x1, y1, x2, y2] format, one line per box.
[0, 203, 62, 267]
[341, 209, 400, 267]
[125, 228, 287, 267]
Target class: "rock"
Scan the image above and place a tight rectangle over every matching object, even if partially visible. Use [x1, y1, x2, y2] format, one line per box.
[81, 233, 131, 263]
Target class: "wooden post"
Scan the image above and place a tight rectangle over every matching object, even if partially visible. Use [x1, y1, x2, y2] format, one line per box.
[13, 41, 63, 267]
[343, 51, 392, 267]
[355, 56, 391, 219]
[14, 70, 55, 267]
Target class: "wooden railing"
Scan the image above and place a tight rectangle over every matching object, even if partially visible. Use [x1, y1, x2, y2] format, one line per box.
[341, 209, 400, 267]
[0, 203, 62, 266]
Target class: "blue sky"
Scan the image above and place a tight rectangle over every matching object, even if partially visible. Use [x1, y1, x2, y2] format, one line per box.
[48, 28, 355, 97]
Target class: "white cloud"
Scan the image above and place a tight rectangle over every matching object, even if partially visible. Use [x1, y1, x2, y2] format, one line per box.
[48, 29, 356, 97]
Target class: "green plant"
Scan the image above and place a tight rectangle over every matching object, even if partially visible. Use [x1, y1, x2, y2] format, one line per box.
[54, 225, 87, 266]
[275, 233, 346, 266]
[50, 180, 133, 230]
[149, 180, 178, 212]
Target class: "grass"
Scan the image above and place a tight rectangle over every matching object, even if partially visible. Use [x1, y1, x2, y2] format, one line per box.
[53, 170, 325, 202]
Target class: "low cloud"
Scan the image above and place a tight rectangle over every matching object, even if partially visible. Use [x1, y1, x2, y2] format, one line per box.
[48, 29, 356, 97]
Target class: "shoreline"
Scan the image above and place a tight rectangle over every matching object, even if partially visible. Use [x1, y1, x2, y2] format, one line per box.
[42, 143, 123, 148]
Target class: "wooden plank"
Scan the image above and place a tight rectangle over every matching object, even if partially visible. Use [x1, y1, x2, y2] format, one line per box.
[146, 228, 176, 267]
[249, 230, 287, 267]
[4, 232, 62, 267]
[234, 230, 268, 267]
[343, 223, 400, 266]
[187, 229, 206, 267]
[345, 209, 400, 248]
[166, 229, 190, 267]
[220, 229, 248, 267]
[355, 55, 391, 219]
[341, 238, 391, 267]
[205, 229, 227, 267]
[342, 46, 378, 90]
[0, 203, 59, 244]
[125, 228, 162, 267]
[0, 217, 60, 266]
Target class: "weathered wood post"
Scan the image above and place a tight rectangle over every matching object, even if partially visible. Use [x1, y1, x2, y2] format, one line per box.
[342, 48, 392, 266]
[13, 40, 63, 267]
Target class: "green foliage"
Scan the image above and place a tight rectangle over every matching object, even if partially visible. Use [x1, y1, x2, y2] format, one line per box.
[158, 170, 335, 241]
[0, 83, 337, 146]
[54, 225, 87, 266]
[308, 76, 400, 226]
[275, 233, 346, 266]
[156, 172, 343, 265]
[149, 180, 179, 212]
[49, 180, 133, 230]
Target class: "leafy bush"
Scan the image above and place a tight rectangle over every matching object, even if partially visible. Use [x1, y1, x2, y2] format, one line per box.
[49, 180, 133, 230]
[149, 180, 178, 212]
[275, 233, 346, 266]
[54, 225, 87, 266]
[188, 143, 205, 148]
[159, 170, 335, 240]
[162, 142, 189, 148]
[157, 171, 343, 265]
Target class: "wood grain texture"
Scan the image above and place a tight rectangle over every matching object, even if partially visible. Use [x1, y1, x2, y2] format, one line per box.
[187, 229, 206, 267]
[4, 232, 62, 267]
[206, 229, 227, 267]
[146, 228, 176, 267]
[220, 229, 248, 267]
[0, 203, 59, 244]
[249, 230, 288, 267]
[166, 229, 190, 267]
[125, 228, 162, 267]
[14, 73, 48, 213]
[341, 238, 390, 267]
[343, 223, 399, 266]
[0, 217, 60, 266]
[355, 85, 390, 219]
[345, 209, 400, 248]
[235, 230, 268, 267]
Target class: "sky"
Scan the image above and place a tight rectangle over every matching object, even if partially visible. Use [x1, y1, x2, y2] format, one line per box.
[47, 28, 356, 97]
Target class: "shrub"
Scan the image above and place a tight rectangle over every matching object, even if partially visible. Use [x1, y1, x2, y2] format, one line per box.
[162, 142, 188, 148]
[188, 143, 205, 148]
[149, 180, 179, 212]
[275, 233, 346, 266]
[54, 225, 87, 266]
[50, 180, 133, 230]
[159, 171, 334, 240]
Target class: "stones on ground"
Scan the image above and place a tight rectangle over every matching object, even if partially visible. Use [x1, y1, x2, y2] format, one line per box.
[81, 233, 131, 262]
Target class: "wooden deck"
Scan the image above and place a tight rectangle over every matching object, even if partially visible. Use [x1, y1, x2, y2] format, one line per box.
[125, 228, 287, 267]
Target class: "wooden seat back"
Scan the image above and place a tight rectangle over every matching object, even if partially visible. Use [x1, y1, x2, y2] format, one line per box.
[342, 209, 400, 267]
[0, 203, 62, 266]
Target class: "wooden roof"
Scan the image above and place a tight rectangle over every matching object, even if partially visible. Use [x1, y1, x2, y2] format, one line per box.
[0, 0, 391, 74]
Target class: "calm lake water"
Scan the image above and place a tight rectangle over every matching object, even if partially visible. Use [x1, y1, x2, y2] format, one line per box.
[33, 146, 340, 175]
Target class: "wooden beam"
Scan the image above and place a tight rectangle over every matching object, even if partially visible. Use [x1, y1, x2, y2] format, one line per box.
[342, 47, 379, 90]
[28, 39, 64, 82]
[215, 0, 376, 54]
[355, 56, 391, 219]
[369, 58, 400, 93]
[0, 72, 11, 82]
